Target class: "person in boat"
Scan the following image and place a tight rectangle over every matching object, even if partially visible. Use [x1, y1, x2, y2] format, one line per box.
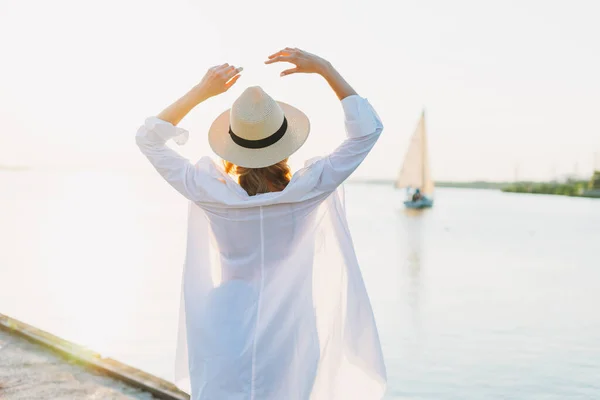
[412, 188, 423, 202]
[136, 48, 386, 399]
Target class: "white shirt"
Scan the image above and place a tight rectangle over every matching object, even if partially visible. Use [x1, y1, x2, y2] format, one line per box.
[136, 95, 387, 400]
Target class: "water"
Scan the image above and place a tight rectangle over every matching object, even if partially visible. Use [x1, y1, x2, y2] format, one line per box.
[1, 170, 599, 399]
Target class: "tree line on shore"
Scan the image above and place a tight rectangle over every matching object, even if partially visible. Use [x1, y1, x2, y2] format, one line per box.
[503, 171, 600, 198]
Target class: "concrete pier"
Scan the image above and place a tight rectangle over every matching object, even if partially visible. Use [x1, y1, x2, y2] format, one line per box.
[0, 314, 188, 400]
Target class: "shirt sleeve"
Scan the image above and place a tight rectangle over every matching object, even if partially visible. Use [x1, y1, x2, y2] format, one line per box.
[135, 117, 208, 202]
[312, 95, 384, 192]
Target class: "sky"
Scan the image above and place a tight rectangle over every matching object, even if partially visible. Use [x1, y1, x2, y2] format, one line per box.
[0, 0, 599, 181]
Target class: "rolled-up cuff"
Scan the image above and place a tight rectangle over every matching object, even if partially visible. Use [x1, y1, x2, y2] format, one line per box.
[143, 117, 190, 145]
[341, 96, 382, 138]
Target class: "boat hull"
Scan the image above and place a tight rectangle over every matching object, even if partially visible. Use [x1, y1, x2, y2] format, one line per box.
[404, 197, 434, 209]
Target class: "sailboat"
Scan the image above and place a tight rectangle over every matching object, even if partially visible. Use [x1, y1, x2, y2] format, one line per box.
[395, 110, 434, 209]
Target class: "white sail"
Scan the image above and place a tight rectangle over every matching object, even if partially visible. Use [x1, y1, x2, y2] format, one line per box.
[395, 111, 434, 195]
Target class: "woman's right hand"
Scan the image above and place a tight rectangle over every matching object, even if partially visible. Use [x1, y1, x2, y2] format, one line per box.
[264, 48, 331, 77]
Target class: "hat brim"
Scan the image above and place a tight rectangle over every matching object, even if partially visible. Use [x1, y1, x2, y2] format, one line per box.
[208, 102, 310, 169]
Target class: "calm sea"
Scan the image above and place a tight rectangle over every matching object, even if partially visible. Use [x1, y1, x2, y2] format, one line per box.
[1, 170, 599, 399]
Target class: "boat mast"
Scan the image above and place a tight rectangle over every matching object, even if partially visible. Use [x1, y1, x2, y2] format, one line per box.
[421, 109, 426, 192]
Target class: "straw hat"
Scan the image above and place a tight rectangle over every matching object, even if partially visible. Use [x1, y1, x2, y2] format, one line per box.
[208, 86, 310, 168]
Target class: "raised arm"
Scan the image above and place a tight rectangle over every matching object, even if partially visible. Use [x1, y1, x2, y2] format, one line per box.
[265, 48, 383, 192]
[136, 64, 242, 201]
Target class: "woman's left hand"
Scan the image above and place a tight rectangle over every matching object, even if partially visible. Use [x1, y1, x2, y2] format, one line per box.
[189, 64, 243, 103]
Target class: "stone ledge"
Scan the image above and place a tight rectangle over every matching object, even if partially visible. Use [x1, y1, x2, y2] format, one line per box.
[0, 313, 189, 400]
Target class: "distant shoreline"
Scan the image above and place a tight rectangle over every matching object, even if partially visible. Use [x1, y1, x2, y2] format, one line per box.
[502, 178, 600, 199]
[348, 179, 511, 190]
[349, 178, 600, 198]
[2, 167, 597, 198]
[0, 165, 29, 171]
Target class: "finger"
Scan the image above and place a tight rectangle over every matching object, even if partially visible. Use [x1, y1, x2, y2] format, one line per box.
[216, 63, 230, 71]
[267, 50, 293, 59]
[224, 66, 243, 80]
[220, 65, 236, 75]
[225, 74, 241, 88]
[267, 50, 284, 59]
[280, 68, 298, 77]
[264, 55, 294, 65]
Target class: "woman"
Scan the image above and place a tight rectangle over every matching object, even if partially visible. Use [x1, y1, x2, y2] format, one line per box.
[136, 48, 386, 400]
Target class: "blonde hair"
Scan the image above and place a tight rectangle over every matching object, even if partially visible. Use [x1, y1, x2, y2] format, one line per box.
[223, 159, 292, 196]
